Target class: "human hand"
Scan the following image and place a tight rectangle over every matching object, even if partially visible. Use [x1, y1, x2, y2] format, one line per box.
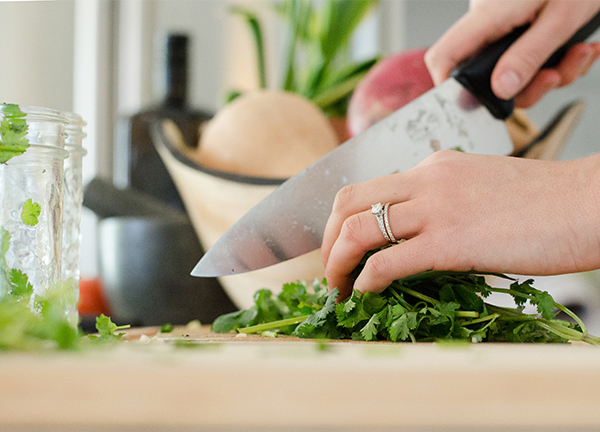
[321, 151, 600, 299]
[425, 0, 600, 108]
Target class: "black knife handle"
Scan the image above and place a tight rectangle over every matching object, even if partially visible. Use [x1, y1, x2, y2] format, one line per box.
[451, 9, 600, 120]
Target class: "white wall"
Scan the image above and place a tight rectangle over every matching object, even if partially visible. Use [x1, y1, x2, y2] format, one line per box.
[0, 0, 74, 111]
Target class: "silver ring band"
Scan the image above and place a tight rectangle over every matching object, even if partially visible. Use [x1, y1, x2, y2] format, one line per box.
[372, 202, 401, 244]
[382, 203, 399, 243]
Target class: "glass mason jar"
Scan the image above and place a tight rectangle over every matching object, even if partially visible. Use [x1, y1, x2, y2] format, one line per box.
[0, 104, 69, 315]
[62, 112, 87, 326]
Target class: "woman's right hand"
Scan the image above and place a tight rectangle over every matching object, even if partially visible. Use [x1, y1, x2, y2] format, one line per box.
[425, 0, 600, 108]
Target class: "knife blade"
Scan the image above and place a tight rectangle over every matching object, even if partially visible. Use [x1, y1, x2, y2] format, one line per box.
[192, 11, 600, 278]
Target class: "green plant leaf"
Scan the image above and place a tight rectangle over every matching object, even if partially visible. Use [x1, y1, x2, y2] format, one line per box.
[0, 104, 29, 164]
[318, 0, 378, 65]
[9, 269, 33, 297]
[212, 307, 258, 333]
[90, 314, 130, 343]
[231, 7, 267, 89]
[21, 199, 41, 227]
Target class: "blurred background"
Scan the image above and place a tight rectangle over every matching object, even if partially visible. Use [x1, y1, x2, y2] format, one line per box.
[2, 0, 600, 331]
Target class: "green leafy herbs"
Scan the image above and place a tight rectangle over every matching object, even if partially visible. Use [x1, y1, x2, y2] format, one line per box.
[212, 279, 329, 334]
[0, 234, 83, 351]
[0, 104, 29, 164]
[87, 314, 131, 344]
[0, 263, 130, 351]
[212, 270, 600, 346]
[0, 227, 11, 290]
[0, 287, 80, 351]
[160, 323, 175, 334]
[9, 269, 33, 297]
[21, 199, 41, 226]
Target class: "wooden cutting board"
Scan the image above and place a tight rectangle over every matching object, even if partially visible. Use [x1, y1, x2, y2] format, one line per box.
[1, 325, 599, 431]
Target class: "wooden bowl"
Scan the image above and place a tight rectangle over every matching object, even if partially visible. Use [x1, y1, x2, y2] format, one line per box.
[151, 119, 325, 309]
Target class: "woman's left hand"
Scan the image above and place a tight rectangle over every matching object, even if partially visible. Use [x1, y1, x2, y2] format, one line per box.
[321, 150, 600, 299]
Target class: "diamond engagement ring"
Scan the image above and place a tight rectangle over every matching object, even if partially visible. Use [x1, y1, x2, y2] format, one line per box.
[371, 202, 401, 244]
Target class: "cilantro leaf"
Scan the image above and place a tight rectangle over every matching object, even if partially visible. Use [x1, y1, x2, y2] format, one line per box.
[253, 289, 283, 323]
[360, 307, 388, 341]
[360, 314, 380, 341]
[533, 291, 557, 320]
[508, 279, 537, 306]
[336, 290, 371, 328]
[294, 288, 339, 338]
[89, 314, 130, 343]
[388, 311, 418, 342]
[452, 284, 485, 313]
[212, 307, 258, 333]
[0, 104, 29, 164]
[9, 269, 33, 297]
[21, 199, 41, 227]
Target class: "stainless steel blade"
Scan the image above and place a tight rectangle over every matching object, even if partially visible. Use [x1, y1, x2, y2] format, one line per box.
[192, 79, 513, 277]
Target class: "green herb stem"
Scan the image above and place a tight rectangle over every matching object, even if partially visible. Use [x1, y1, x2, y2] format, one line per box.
[395, 285, 439, 305]
[487, 287, 533, 301]
[408, 332, 416, 344]
[555, 303, 588, 335]
[388, 288, 413, 310]
[583, 333, 600, 346]
[238, 315, 310, 334]
[455, 311, 480, 318]
[401, 270, 514, 284]
[535, 320, 584, 342]
[462, 313, 501, 326]
[486, 304, 527, 317]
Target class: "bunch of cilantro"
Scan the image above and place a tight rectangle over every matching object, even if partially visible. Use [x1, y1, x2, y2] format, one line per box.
[213, 266, 600, 345]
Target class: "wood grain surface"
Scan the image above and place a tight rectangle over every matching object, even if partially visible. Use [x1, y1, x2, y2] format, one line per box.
[1, 325, 599, 431]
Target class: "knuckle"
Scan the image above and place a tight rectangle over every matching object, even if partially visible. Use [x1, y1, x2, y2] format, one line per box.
[339, 214, 364, 245]
[420, 150, 463, 180]
[332, 184, 357, 215]
[427, 149, 457, 163]
[423, 47, 437, 70]
[364, 252, 390, 283]
[511, 53, 545, 81]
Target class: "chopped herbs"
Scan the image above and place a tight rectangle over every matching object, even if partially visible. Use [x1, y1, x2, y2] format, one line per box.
[212, 261, 600, 346]
[21, 199, 41, 227]
[87, 314, 130, 344]
[0, 287, 80, 351]
[9, 269, 33, 298]
[0, 104, 29, 164]
[160, 323, 175, 333]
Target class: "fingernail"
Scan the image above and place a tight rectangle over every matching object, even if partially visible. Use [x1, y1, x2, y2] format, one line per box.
[495, 71, 521, 99]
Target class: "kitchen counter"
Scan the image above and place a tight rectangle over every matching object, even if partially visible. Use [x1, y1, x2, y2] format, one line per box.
[1, 325, 599, 431]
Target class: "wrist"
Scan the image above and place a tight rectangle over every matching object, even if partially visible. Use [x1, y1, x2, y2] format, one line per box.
[566, 154, 600, 272]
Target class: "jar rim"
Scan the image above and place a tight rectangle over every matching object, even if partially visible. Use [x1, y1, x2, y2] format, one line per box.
[0, 103, 69, 125]
[64, 144, 88, 156]
[22, 143, 70, 159]
[64, 111, 87, 128]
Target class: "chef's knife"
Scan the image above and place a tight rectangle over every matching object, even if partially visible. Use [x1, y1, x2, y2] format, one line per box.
[193, 11, 600, 278]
